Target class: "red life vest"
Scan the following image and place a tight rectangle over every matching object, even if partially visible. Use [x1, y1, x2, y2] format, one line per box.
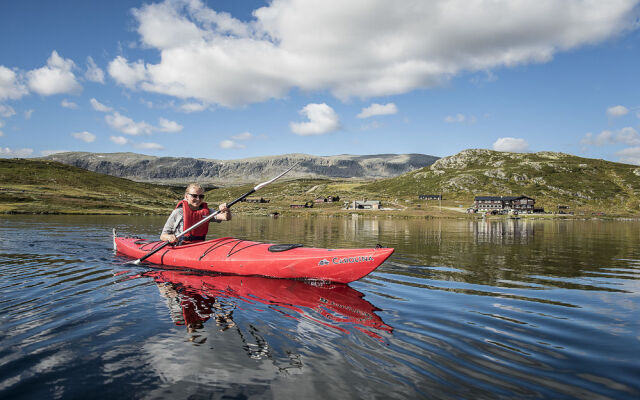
[176, 200, 210, 242]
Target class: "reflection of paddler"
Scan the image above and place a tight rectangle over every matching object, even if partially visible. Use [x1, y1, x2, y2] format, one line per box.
[154, 280, 235, 333]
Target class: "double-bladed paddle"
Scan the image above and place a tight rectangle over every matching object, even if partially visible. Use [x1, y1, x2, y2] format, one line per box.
[129, 163, 298, 265]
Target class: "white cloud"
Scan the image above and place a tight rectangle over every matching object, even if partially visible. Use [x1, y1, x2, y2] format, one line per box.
[157, 117, 183, 133]
[133, 1, 206, 49]
[615, 147, 640, 165]
[616, 127, 640, 146]
[71, 131, 96, 143]
[61, 99, 78, 109]
[493, 137, 530, 152]
[110, 0, 637, 107]
[85, 56, 105, 83]
[0, 120, 4, 136]
[219, 139, 245, 149]
[105, 112, 153, 135]
[220, 132, 254, 149]
[0, 104, 16, 118]
[109, 135, 163, 150]
[360, 120, 382, 131]
[178, 102, 208, 113]
[24, 109, 34, 119]
[108, 56, 147, 88]
[444, 113, 477, 124]
[110, 135, 129, 145]
[581, 127, 640, 147]
[445, 113, 466, 123]
[90, 98, 113, 112]
[0, 66, 28, 100]
[105, 112, 182, 135]
[135, 142, 164, 150]
[580, 130, 613, 147]
[0, 147, 33, 158]
[40, 150, 68, 156]
[357, 103, 397, 119]
[232, 132, 253, 141]
[607, 105, 629, 117]
[290, 103, 340, 136]
[27, 51, 82, 96]
[140, 99, 154, 108]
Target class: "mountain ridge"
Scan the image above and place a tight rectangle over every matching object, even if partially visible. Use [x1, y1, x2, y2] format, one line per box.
[41, 152, 439, 185]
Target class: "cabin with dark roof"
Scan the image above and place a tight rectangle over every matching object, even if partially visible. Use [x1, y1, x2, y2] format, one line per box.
[314, 196, 340, 203]
[242, 197, 269, 203]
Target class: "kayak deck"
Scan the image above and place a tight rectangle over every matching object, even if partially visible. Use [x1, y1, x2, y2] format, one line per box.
[115, 236, 394, 283]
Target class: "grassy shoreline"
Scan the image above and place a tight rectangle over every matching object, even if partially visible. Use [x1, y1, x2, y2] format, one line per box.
[3, 206, 637, 221]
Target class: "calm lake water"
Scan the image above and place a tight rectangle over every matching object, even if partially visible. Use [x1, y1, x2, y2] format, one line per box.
[0, 215, 639, 399]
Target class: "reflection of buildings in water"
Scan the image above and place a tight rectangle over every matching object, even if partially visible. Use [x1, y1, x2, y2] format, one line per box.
[344, 215, 381, 240]
[343, 216, 427, 241]
[342, 217, 448, 251]
[472, 219, 534, 244]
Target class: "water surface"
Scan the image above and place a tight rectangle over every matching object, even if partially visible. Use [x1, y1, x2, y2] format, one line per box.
[0, 215, 639, 399]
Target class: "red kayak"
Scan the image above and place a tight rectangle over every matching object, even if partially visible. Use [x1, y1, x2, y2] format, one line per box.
[114, 236, 394, 283]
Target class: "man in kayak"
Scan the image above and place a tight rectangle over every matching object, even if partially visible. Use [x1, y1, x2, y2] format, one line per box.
[160, 183, 232, 244]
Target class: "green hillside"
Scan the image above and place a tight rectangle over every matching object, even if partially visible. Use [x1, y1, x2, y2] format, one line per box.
[0, 159, 183, 214]
[361, 149, 640, 215]
[2, 151, 639, 217]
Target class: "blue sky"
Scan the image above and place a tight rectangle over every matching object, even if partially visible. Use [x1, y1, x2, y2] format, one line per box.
[1, 0, 640, 164]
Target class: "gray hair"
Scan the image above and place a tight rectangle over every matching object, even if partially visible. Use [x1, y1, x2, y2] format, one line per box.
[185, 183, 204, 194]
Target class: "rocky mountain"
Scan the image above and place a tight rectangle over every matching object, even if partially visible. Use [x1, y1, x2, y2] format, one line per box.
[41, 152, 439, 185]
[362, 149, 640, 212]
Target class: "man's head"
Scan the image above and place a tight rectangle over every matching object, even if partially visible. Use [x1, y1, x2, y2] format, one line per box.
[184, 183, 205, 210]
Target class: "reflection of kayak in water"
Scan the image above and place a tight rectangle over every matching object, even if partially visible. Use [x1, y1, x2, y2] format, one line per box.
[145, 270, 393, 338]
[115, 236, 394, 283]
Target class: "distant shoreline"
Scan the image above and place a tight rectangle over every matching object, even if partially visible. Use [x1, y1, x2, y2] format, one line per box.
[2, 208, 638, 221]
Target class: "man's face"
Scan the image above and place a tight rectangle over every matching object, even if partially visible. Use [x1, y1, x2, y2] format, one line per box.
[185, 189, 205, 209]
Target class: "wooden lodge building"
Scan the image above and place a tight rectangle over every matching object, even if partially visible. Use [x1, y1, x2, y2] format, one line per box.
[473, 196, 535, 213]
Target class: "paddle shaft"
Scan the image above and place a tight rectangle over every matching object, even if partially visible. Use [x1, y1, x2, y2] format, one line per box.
[129, 164, 297, 265]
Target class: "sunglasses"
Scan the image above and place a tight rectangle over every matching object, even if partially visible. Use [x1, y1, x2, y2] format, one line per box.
[187, 193, 205, 199]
